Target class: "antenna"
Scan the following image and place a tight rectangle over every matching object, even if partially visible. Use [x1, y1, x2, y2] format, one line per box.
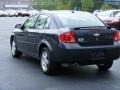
[72, 10, 74, 13]
[72, 5, 78, 13]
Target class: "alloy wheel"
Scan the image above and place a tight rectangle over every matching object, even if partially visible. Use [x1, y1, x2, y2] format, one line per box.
[41, 51, 49, 72]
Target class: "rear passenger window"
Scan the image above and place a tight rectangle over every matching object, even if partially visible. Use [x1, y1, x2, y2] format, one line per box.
[35, 15, 51, 29]
[24, 15, 38, 29]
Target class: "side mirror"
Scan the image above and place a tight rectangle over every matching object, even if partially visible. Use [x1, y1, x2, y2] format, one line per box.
[15, 24, 22, 29]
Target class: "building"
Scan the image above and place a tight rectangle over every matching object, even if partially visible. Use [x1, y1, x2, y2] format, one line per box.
[105, 0, 120, 5]
[0, 0, 4, 9]
[0, 0, 33, 9]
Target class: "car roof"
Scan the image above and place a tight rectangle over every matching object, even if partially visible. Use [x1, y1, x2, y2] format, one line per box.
[39, 10, 92, 16]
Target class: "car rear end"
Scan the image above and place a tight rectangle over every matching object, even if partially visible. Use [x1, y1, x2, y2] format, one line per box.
[55, 29, 120, 65]
[52, 11, 120, 65]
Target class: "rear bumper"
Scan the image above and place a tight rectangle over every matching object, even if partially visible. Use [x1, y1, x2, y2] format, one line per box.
[54, 46, 120, 65]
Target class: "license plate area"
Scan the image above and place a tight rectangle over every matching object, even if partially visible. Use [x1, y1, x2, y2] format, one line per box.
[91, 50, 106, 60]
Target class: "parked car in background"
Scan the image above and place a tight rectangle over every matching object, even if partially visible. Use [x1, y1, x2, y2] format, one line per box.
[28, 9, 39, 16]
[0, 10, 9, 17]
[97, 10, 120, 30]
[93, 10, 103, 16]
[10, 10, 120, 75]
[112, 12, 120, 30]
[115, 12, 120, 17]
[5, 9, 18, 17]
[17, 9, 30, 17]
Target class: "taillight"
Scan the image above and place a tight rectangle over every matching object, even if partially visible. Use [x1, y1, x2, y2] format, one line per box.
[113, 18, 120, 23]
[59, 32, 77, 44]
[114, 32, 120, 42]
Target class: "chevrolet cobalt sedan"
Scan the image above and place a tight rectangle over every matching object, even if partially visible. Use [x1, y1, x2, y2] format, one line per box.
[10, 10, 120, 75]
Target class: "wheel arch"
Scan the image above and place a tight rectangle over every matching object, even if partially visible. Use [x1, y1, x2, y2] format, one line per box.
[38, 40, 53, 57]
[10, 35, 15, 46]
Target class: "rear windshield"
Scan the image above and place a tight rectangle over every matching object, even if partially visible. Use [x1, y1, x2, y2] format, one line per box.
[57, 12, 105, 28]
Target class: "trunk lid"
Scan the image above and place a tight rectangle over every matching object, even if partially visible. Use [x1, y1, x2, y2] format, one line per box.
[72, 28, 115, 46]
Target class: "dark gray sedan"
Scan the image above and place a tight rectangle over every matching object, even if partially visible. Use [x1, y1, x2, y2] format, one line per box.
[10, 10, 120, 75]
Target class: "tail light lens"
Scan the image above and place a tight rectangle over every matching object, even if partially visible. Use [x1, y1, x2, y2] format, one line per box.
[113, 18, 120, 23]
[114, 32, 120, 42]
[60, 32, 77, 44]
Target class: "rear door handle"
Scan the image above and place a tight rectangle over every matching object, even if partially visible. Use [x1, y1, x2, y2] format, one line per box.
[17, 34, 26, 36]
[28, 34, 36, 37]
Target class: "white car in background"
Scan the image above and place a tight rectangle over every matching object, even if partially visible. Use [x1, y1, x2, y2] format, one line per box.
[115, 12, 120, 17]
[0, 10, 9, 17]
[97, 10, 120, 21]
[5, 10, 18, 17]
[97, 10, 120, 30]
[28, 10, 39, 16]
[93, 10, 103, 16]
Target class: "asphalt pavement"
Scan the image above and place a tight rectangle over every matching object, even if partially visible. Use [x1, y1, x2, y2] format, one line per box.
[0, 17, 120, 90]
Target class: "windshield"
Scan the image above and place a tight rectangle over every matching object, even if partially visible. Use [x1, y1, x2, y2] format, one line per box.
[115, 13, 120, 17]
[57, 12, 105, 28]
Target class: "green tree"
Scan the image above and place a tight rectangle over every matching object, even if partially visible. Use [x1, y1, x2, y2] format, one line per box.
[81, 0, 95, 12]
[101, 3, 113, 10]
[56, 0, 73, 10]
[33, 0, 107, 11]
[72, 0, 81, 10]
[33, 0, 57, 10]
[94, 0, 104, 10]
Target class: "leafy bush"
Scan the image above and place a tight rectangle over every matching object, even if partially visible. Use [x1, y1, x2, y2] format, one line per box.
[56, 0, 72, 10]
[81, 0, 95, 12]
[33, 0, 120, 12]
[101, 3, 112, 10]
[33, 0, 57, 10]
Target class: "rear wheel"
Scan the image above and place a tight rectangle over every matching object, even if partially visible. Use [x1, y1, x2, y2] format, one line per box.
[40, 48, 57, 75]
[97, 61, 113, 70]
[11, 39, 22, 58]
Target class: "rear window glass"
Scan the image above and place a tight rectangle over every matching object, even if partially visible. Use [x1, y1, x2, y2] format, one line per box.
[57, 12, 105, 28]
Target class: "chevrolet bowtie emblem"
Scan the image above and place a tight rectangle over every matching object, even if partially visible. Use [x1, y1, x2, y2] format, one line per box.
[93, 33, 100, 37]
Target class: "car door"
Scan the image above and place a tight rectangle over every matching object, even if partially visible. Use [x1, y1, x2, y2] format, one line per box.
[15, 27, 27, 52]
[21, 14, 39, 54]
[26, 14, 51, 58]
[14, 17, 35, 52]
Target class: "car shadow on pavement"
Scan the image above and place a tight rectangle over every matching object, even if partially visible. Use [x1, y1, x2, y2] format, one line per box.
[15, 54, 113, 81]
[57, 65, 112, 79]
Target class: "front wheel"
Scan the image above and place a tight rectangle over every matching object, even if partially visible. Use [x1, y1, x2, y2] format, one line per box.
[11, 39, 22, 58]
[97, 61, 113, 70]
[40, 48, 57, 75]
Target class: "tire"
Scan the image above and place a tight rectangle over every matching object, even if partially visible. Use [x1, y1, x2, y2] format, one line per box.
[97, 61, 113, 70]
[11, 39, 22, 58]
[40, 48, 57, 75]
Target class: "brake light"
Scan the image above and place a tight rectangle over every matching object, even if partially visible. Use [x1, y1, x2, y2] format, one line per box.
[113, 18, 120, 23]
[114, 32, 120, 42]
[60, 32, 77, 43]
